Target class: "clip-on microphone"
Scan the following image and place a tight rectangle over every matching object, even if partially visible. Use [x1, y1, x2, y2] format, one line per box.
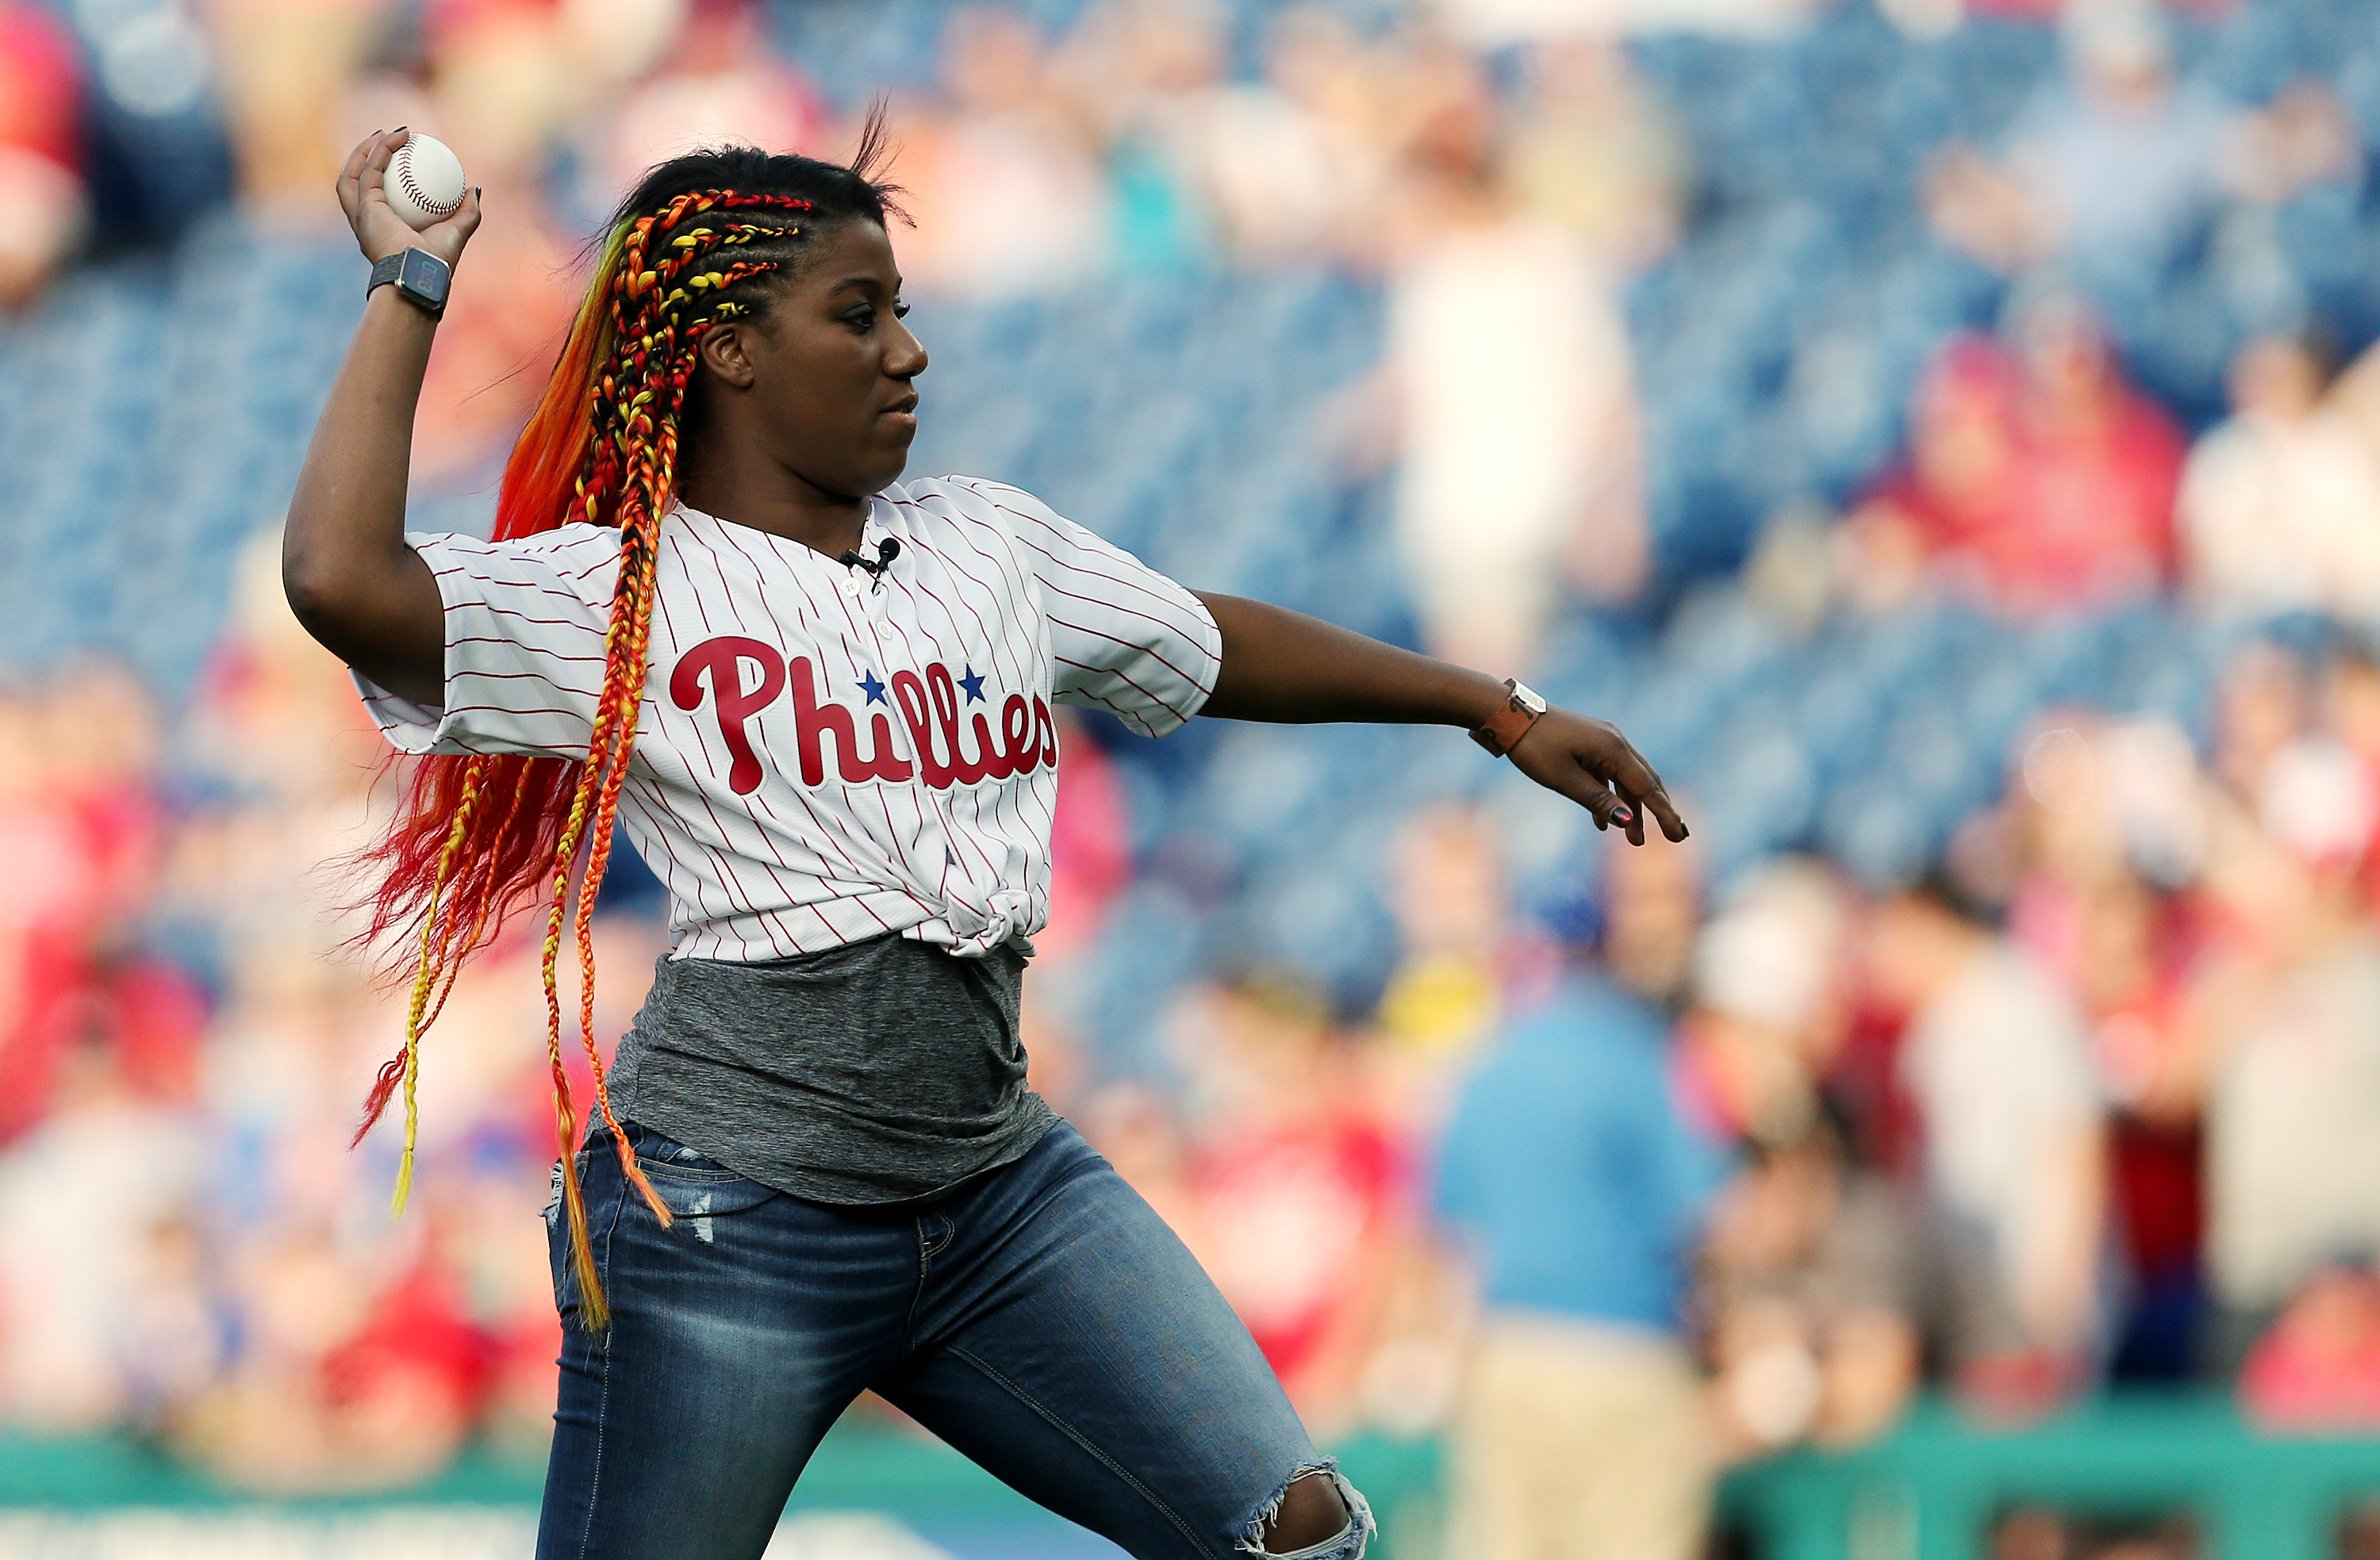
[837, 537, 902, 578]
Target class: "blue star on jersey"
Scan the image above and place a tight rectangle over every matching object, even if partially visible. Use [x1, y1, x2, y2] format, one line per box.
[857, 670, 888, 705]
[958, 666, 987, 703]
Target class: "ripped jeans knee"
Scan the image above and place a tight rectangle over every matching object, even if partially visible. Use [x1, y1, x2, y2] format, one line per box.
[1235, 1459, 1375, 1560]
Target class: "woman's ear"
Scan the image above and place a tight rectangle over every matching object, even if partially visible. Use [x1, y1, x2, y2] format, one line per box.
[699, 321, 759, 390]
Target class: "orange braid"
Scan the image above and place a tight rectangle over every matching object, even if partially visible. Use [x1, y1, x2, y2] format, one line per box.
[344, 186, 814, 1332]
[528, 192, 808, 1328]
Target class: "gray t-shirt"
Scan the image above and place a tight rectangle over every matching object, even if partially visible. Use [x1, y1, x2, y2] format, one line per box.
[606, 933, 1057, 1205]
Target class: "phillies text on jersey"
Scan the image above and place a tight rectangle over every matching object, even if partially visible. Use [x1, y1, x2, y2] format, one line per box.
[355, 476, 1221, 960]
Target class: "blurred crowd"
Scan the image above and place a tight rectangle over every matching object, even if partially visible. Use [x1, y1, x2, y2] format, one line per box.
[22, 562, 2380, 1548]
[10, 0, 2380, 1554]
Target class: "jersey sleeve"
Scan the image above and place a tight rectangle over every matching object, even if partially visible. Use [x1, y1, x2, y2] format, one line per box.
[974, 482, 1222, 738]
[351, 526, 621, 760]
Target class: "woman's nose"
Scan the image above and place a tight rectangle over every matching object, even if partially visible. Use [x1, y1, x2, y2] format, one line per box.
[889, 320, 927, 378]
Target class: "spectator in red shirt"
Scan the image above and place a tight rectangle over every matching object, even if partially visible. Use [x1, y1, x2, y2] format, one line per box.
[0, 0, 87, 306]
[1181, 976, 1413, 1437]
[1852, 301, 2183, 616]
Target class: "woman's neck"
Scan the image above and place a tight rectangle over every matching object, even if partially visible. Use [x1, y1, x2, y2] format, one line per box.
[678, 456, 870, 559]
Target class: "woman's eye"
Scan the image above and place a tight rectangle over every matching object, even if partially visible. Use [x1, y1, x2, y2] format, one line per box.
[844, 307, 875, 329]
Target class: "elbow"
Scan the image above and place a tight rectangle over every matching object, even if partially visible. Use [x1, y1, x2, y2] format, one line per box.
[279, 558, 347, 644]
[280, 546, 385, 665]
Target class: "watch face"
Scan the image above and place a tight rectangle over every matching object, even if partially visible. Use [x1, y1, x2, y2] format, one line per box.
[1511, 681, 1549, 715]
[397, 247, 451, 308]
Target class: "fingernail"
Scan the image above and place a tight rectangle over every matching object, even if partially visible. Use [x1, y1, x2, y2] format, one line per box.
[1613, 807, 1633, 826]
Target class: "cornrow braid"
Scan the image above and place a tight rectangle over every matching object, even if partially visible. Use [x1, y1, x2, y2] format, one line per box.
[345, 126, 905, 1336]
[378, 213, 800, 1282]
[535, 196, 812, 1324]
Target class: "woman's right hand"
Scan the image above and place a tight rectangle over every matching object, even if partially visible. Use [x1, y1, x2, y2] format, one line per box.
[336, 128, 482, 268]
[286, 128, 469, 707]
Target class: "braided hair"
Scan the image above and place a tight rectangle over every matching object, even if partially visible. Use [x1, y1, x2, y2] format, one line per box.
[348, 127, 903, 1329]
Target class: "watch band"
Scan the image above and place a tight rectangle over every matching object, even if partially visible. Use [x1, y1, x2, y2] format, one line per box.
[367, 247, 451, 316]
[1470, 679, 1548, 758]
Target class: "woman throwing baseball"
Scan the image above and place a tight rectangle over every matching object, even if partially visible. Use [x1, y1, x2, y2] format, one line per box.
[285, 124, 1687, 1560]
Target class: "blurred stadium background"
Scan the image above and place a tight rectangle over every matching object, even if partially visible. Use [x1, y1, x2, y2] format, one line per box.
[9, 0, 2380, 1552]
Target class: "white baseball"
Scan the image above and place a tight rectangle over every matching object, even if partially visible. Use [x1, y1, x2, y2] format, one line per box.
[386, 134, 466, 229]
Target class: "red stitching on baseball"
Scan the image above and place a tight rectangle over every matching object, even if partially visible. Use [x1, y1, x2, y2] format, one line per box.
[396, 148, 459, 218]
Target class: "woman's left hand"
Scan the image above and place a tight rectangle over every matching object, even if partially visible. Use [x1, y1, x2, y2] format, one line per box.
[1507, 708, 1688, 847]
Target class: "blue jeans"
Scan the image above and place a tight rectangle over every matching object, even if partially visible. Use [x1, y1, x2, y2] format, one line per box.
[537, 1119, 1373, 1560]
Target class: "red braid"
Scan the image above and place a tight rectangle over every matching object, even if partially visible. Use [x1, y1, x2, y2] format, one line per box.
[344, 190, 812, 1328]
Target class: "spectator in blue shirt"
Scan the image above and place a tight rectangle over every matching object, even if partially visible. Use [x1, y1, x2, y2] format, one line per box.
[1432, 837, 1727, 1560]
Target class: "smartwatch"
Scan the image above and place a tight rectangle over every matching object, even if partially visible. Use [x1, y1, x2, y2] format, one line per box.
[367, 247, 451, 317]
[1470, 679, 1549, 757]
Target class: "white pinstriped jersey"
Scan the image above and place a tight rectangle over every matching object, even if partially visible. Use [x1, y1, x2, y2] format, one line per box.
[355, 476, 1222, 960]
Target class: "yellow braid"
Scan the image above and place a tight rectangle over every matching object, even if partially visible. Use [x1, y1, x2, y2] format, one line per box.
[390, 755, 491, 1216]
[526, 191, 805, 1328]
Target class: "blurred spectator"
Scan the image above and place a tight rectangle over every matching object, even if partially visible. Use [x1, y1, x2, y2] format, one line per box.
[2239, 1258, 2380, 1432]
[2179, 333, 2380, 623]
[1433, 837, 1727, 1560]
[2199, 738, 2380, 1357]
[1852, 302, 2182, 616]
[1979, 3, 2230, 278]
[1038, 710, 1134, 963]
[2320, 643, 2380, 914]
[1928, 4, 2352, 286]
[1598, 802, 1703, 1010]
[585, 0, 825, 204]
[1385, 41, 1646, 672]
[896, 6, 1112, 299]
[1174, 976, 1413, 1439]
[205, 0, 383, 225]
[0, 0, 88, 305]
[1374, 804, 1523, 1098]
[1158, 7, 1383, 266]
[409, 205, 580, 486]
[1677, 857, 1852, 1148]
[1863, 880, 2107, 1408]
[1700, 1121, 1924, 1458]
[1503, 38, 1684, 270]
[1047, 0, 1223, 271]
[0, 665, 182, 1148]
[2003, 297, 2183, 611]
[1844, 335, 2025, 614]
[2000, 719, 2213, 1377]
[2210, 638, 2309, 806]
[2059, 866, 2209, 1380]
[0, 1035, 205, 1431]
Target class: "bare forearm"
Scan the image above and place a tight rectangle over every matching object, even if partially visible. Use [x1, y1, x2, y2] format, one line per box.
[282, 290, 445, 700]
[286, 289, 434, 586]
[282, 129, 481, 705]
[1194, 592, 1503, 727]
[1192, 591, 1688, 845]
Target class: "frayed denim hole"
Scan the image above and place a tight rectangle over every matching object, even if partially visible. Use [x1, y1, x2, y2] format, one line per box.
[1234, 1462, 1374, 1560]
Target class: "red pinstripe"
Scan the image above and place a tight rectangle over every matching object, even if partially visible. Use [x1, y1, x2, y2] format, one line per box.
[364, 482, 1219, 961]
